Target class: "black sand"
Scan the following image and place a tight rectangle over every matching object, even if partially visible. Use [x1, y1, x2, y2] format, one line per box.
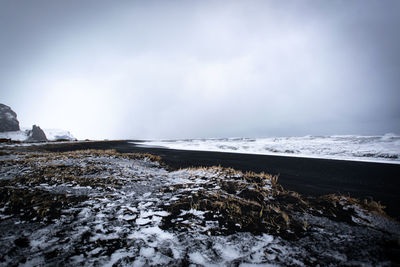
[39, 140, 400, 220]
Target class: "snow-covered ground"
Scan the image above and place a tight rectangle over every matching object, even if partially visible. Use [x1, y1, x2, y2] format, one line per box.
[0, 149, 399, 266]
[139, 134, 400, 164]
[0, 128, 76, 141]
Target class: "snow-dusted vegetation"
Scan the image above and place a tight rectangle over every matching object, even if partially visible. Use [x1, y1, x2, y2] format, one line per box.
[0, 149, 399, 266]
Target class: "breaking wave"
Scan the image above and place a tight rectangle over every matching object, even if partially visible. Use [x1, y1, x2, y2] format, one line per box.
[140, 134, 400, 164]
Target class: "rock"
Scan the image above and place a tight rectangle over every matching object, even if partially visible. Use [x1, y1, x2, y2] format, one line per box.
[0, 104, 20, 132]
[27, 125, 48, 142]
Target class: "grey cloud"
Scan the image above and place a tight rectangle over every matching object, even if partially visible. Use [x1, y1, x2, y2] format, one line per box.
[0, 0, 399, 139]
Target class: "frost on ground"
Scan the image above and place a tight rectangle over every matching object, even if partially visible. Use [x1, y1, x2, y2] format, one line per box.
[0, 149, 399, 266]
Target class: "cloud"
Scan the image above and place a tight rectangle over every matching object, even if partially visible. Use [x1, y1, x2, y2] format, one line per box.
[1, 0, 399, 139]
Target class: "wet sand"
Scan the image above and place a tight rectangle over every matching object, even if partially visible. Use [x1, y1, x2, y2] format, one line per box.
[39, 140, 400, 220]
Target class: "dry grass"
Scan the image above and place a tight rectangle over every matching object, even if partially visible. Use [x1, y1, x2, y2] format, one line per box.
[362, 199, 386, 214]
[0, 150, 10, 156]
[161, 165, 393, 239]
[321, 194, 387, 217]
[17, 149, 162, 163]
[0, 149, 165, 189]
[0, 149, 166, 223]
[1, 149, 393, 238]
[0, 187, 87, 222]
[181, 165, 279, 185]
[161, 167, 305, 239]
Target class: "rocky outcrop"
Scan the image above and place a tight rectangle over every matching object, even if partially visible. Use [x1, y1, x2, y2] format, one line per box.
[0, 104, 76, 142]
[27, 125, 48, 142]
[0, 104, 20, 132]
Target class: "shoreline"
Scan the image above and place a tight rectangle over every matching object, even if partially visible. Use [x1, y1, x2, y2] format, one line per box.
[133, 142, 400, 165]
[34, 140, 400, 220]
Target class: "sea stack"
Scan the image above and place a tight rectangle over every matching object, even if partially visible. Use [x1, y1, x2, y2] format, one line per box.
[0, 103, 20, 132]
[27, 125, 48, 142]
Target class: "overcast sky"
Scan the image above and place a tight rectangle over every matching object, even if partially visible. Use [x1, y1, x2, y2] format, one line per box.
[1, 0, 399, 140]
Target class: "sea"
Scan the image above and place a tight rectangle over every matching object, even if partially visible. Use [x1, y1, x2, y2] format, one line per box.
[139, 134, 400, 164]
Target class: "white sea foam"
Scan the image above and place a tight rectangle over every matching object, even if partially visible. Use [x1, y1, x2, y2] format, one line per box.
[139, 134, 400, 164]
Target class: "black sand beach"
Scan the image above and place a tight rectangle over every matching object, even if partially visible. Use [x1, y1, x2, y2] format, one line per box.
[39, 140, 400, 220]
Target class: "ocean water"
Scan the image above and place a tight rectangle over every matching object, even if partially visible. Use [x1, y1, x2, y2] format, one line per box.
[139, 134, 400, 164]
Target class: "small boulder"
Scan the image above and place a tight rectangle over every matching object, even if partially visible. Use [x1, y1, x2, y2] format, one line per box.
[0, 104, 20, 132]
[27, 125, 48, 142]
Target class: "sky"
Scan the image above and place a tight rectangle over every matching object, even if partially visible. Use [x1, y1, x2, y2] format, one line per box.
[1, 0, 399, 140]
